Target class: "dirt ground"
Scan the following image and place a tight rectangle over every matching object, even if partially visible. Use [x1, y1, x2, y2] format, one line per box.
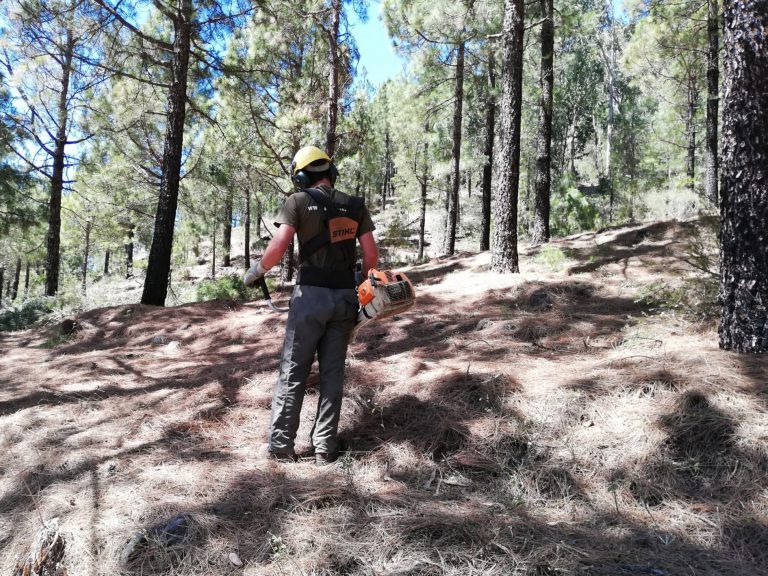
[1, 219, 767, 575]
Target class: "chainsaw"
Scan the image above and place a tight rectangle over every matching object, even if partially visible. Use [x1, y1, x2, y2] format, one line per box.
[354, 268, 416, 333]
[256, 269, 416, 333]
[255, 277, 290, 313]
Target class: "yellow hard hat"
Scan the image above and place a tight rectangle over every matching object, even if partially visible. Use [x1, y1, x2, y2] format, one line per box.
[291, 146, 332, 175]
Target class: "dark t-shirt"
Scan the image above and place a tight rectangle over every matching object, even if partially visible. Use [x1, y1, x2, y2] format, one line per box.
[274, 185, 375, 272]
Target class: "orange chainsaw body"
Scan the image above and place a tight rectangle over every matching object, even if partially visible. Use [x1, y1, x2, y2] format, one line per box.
[357, 269, 416, 322]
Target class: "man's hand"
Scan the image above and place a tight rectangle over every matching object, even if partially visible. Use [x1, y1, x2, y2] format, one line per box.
[244, 262, 267, 287]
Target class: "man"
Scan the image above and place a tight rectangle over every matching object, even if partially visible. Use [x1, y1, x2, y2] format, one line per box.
[244, 146, 379, 465]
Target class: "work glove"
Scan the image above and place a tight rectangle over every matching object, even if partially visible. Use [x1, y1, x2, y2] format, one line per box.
[243, 261, 267, 287]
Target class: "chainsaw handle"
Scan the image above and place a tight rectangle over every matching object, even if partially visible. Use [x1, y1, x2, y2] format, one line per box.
[256, 276, 271, 301]
[256, 277, 290, 313]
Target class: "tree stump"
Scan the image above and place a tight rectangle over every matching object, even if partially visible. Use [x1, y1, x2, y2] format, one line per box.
[13, 518, 66, 576]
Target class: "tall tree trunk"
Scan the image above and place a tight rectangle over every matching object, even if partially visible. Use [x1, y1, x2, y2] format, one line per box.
[24, 261, 30, 298]
[222, 194, 232, 267]
[418, 140, 428, 261]
[382, 130, 391, 211]
[244, 185, 251, 268]
[82, 220, 91, 294]
[686, 77, 699, 193]
[141, 0, 192, 306]
[467, 172, 471, 198]
[325, 0, 341, 157]
[11, 257, 21, 301]
[45, 27, 74, 296]
[125, 223, 134, 279]
[446, 40, 465, 256]
[442, 173, 450, 252]
[718, 0, 768, 353]
[211, 196, 217, 280]
[531, 0, 554, 245]
[603, 0, 616, 222]
[255, 195, 262, 238]
[0, 268, 4, 304]
[706, 0, 720, 205]
[355, 164, 362, 197]
[281, 240, 295, 283]
[481, 46, 496, 252]
[491, 0, 525, 273]
[104, 248, 110, 276]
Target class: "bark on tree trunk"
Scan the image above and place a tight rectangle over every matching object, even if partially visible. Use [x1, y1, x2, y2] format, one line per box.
[223, 194, 232, 267]
[325, 0, 341, 157]
[244, 186, 251, 268]
[45, 26, 74, 297]
[104, 248, 110, 276]
[531, 0, 554, 245]
[481, 46, 496, 252]
[446, 40, 465, 256]
[11, 256, 21, 301]
[718, 0, 768, 353]
[418, 140, 428, 261]
[382, 130, 391, 211]
[125, 223, 134, 279]
[141, 0, 192, 306]
[706, 0, 720, 205]
[255, 195, 262, 238]
[0, 268, 4, 304]
[82, 220, 91, 294]
[281, 239, 295, 283]
[604, 0, 616, 222]
[686, 77, 699, 193]
[24, 261, 30, 297]
[491, 0, 525, 273]
[211, 196, 217, 280]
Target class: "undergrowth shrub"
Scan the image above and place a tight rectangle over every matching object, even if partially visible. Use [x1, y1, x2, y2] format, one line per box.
[383, 208, 416, 248]
[0, 293, 82, 332]
[534, 246, 569, 271]
[551, 179, 601, 235]
[196, 274, 265, 302]
[635, 217, 720, 320]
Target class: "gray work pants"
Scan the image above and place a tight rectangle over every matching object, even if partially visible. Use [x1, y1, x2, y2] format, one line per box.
[268, 284, 357, 455]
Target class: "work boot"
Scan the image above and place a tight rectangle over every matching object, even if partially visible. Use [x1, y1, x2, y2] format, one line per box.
[315, 452, 339, 466]
[269, 451, 298, 463]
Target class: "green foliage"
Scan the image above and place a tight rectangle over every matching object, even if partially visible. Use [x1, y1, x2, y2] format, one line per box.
[0, 293, 82, 332]
[383, 208, 416, 248]
[196, 274, 259, 302]
[534, 245, 569, 271]
[551, 179, 601, 236]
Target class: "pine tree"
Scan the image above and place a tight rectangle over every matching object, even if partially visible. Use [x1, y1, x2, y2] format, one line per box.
[718, 0, 768, 353]
[1, 0, 107, 296]
[530, 0, 554, 244]
[705, 0, 720, 205]
[491, 0, 524, 273]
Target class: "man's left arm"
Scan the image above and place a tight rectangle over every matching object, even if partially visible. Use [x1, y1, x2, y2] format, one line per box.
[244, 224, 296, 286]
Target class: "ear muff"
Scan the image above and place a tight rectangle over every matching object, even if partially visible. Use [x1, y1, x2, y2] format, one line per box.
[291, 163, 338, 189]
[293, 170, 312, 189]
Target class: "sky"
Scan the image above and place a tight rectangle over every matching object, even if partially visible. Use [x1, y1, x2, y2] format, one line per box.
[348, 1, 407, 87]
[348, 0, 626, 87]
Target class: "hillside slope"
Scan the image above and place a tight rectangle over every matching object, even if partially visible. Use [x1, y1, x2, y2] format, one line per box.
[1, 220, 766, 575]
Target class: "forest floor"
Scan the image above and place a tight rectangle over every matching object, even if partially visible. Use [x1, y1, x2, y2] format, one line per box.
[1, 218, 767, 576]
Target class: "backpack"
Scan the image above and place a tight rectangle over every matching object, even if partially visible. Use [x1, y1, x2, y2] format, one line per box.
[298, 187, 364, 264]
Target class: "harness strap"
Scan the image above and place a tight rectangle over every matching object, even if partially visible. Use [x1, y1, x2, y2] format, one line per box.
[299, 188, 363, 263]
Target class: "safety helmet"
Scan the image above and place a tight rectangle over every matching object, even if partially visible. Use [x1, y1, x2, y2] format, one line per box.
[290, 146, 338, 188]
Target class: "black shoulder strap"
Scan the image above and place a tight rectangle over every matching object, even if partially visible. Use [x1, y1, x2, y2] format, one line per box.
[299, 188, 364, 263]
[304, 187, 340, 216]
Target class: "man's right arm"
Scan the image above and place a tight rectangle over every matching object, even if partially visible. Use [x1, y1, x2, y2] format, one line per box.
[359, 231, 378, 275]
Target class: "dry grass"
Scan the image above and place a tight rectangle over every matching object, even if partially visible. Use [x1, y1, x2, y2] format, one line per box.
[1, 219, 767, 575]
